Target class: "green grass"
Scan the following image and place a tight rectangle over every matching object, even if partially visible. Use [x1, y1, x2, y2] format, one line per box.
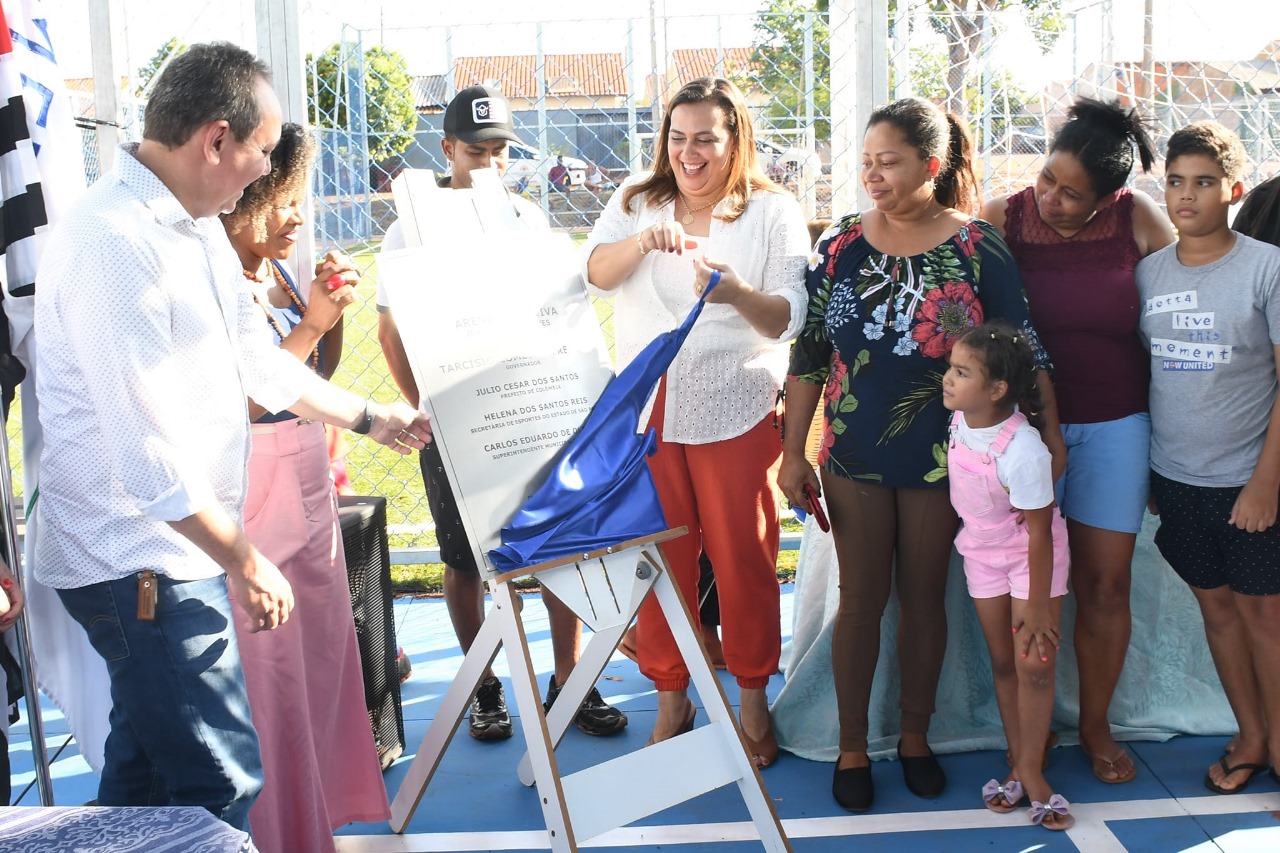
[392, 553, 799, 594]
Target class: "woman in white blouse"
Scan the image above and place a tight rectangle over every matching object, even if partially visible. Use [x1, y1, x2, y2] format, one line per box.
[583, 77, 809, 763]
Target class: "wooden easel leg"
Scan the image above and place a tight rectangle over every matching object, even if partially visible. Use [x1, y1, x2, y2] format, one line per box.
[647, 551, 792, 853]
[517, 562, 656, 786]
[388, 594, 505, 832]
[491, 581, 577, 852]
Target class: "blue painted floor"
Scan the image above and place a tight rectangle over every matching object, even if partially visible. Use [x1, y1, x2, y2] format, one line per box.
[8, 587, 1280, 851]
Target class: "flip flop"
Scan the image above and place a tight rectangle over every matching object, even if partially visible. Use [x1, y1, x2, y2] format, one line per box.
[982, 778, 1024, 813]
[1204, 755, 1269, 794]
[1028, 794, 1073, 831]
[1084, 747, 1137, 784]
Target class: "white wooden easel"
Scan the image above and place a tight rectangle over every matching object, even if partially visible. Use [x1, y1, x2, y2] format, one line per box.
[379, 168, 790, 850]
[387, 529, 790, 851]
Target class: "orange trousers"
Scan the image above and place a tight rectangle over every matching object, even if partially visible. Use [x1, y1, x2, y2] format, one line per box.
[637, 380, 783, 691]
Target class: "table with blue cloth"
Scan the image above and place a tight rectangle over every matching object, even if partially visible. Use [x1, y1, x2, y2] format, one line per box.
[0, 806, 257, 852]
[773, 513, 1234, 761]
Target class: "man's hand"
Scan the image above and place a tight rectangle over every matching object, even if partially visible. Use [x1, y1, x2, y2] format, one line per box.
[225, 548, 294, 633]
[366, 402, 432, 454]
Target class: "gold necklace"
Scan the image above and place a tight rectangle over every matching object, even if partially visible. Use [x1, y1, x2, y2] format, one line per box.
[680, 193, 719, 225]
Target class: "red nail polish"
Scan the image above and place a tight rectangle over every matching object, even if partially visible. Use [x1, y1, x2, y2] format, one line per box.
[1, 578, 12, 589]
[327, 274, 345, 291]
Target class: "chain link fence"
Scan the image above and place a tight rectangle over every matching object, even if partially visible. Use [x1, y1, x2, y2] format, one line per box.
[302, 4, 1279, 549]
[11, 2, 1278, 550]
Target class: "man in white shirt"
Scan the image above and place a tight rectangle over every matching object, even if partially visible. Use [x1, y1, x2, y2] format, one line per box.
[377, 85, 626, 742]
[33, 42, 429, 832]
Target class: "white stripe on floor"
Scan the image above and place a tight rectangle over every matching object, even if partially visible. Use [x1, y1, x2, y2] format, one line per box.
[334, 790, 1280, 851]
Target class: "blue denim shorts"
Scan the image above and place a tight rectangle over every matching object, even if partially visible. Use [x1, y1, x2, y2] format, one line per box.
[1054, 413, 1151, 535]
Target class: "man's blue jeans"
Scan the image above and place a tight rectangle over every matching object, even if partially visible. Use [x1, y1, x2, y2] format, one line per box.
[57, 573, 264, 832]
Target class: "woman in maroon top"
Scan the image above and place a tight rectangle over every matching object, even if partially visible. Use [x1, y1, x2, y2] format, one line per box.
[982, 99, 1174, 784]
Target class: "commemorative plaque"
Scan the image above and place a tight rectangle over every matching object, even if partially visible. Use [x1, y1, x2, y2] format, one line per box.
[379, 170, 613, 578]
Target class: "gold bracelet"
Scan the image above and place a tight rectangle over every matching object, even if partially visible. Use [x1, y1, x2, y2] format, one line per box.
[636, 232, 650, 256]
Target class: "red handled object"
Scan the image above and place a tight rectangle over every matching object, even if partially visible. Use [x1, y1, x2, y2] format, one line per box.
[803, 483, 829, 532]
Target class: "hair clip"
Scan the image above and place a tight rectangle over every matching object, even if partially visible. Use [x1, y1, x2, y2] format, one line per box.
[1012, 334, 1020, 344]
[990, 332, 997, 340]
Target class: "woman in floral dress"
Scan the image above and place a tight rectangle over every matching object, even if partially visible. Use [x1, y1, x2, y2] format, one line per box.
[777, 98, 1060, 812]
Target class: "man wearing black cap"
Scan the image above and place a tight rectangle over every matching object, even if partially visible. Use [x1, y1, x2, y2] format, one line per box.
[376, 85, 627, 741]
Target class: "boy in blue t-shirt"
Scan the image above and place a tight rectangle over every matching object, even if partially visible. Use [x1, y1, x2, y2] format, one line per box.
[1137, 121, 1280, 797]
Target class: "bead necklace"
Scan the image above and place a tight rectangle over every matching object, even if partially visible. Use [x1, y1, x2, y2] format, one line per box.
[679, 193, 720, 225]
[243, 262, 320, 371]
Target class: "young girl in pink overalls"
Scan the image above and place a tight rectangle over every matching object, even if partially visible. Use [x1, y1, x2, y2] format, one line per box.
[943, 322, 1073, 831]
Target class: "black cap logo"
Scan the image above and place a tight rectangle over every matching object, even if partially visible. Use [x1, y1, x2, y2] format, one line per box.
[471, 97, 507, 125]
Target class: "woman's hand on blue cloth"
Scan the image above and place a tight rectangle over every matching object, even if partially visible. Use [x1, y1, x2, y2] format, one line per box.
[693, 256, 747, 304]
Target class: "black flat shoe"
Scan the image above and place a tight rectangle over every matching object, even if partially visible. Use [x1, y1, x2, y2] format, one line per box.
[833, 763, 874, 812]
[898, 739, 945, 798]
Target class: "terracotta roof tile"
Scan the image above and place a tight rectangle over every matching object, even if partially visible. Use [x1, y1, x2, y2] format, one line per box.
[670, 47, 755, 85]
[454, 54, 627, 99]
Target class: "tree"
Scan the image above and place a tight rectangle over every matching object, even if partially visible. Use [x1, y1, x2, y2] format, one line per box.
[749, 1, 1065, 139]
[921, 0, 1065, 116]
[308, 43, 416, 164]
[751, 0, 830, 140]
[135, 37, 185, 97]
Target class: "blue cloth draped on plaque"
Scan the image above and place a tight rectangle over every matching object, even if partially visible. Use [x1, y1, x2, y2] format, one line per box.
[488, 273, 722, 572]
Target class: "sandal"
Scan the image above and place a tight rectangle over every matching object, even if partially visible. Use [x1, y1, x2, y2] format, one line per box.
[1204, 755, 1269, 794]
[1028, 794, 1073, 831]
[742, 714, 779, 770]
[981, 778, 1024, 813]
[1084, 747, 1137, 784]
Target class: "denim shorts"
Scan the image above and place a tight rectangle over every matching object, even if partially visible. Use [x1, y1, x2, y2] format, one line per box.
[1054, 413, 1151, 535]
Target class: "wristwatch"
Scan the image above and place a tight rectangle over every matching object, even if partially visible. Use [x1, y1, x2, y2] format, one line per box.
[352, 402, 374, 435]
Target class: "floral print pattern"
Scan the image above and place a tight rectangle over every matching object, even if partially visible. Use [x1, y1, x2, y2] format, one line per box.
[912, 281, 984, 358]
[788, 212, 1045, 487]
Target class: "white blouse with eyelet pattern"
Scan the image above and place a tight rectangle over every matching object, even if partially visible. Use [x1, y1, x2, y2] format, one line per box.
[581, 177, 809, 444]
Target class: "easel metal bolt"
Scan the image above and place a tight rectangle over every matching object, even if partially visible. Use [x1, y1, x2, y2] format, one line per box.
[636, 564, 652, 580]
